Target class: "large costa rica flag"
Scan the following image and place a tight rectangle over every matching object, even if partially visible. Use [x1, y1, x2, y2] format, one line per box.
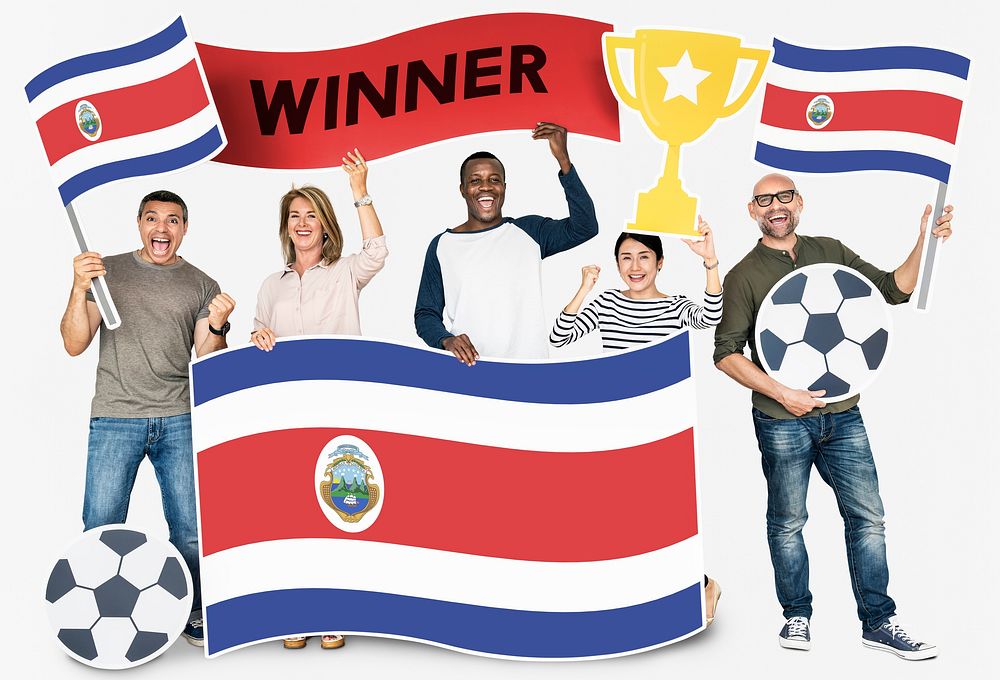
[190, 334, 705, 659]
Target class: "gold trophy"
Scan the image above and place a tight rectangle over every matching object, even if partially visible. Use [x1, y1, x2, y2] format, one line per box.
[604, 30, 770, 236]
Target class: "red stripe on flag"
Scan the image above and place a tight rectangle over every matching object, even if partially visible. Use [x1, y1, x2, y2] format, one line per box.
[198, 427, 697, 561]
[35, 60, 210, 166]
[196, 14, 620, 168]
[760, 84, 961, 143]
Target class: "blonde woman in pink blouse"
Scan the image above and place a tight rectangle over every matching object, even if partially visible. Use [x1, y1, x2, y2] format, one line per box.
[252, 149, 387, 356]
[251, 151, 386, 650]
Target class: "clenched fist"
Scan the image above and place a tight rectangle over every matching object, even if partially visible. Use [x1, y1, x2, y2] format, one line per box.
[207, 293, 236, 329]
[580, 265, 601, 293]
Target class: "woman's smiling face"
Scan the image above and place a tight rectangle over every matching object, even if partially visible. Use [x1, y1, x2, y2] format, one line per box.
[287, 196, 324, 254]
[617, 237, 661, 294]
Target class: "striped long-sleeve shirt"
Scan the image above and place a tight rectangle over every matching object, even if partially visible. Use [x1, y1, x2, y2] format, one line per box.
[550, 289, 724, 351]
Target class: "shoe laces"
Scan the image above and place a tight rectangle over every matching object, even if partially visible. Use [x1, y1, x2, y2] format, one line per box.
[787, 616, 809, 636]
[884, 622, 916, 645]
[187, 618, 203, 628]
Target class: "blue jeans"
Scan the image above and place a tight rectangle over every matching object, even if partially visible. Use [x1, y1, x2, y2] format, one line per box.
[83, 414, 201, 615]
[752, 406, 895, 631]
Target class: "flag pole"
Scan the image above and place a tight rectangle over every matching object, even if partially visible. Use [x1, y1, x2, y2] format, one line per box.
[65, 203, 121, 330]
[914, 181, 948, 312]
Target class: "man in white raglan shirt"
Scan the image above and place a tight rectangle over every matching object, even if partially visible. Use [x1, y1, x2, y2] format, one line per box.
[414, 122, 598, 364]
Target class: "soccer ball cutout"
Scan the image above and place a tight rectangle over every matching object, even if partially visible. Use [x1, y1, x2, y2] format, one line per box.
[45, 525, 193, 669]
[754, 264, 892, 402]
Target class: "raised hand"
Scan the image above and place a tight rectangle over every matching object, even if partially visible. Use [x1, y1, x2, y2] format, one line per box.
[207, 293, 236, 330]
[919, 203, 954, 241]
[341, 148, 369, 198]
[531, 122, 571, 174]
[580, 265, 601, 293]
[681, 215, 717, 263]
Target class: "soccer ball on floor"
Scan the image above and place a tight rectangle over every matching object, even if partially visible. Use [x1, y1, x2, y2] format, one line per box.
[754, 264, 892, 403]
[45, 524, 193, 669]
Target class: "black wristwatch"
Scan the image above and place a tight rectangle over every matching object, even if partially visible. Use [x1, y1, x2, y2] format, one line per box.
[209, 321, 230, 336]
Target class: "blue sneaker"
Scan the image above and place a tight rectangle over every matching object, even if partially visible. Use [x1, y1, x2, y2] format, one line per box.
[862, 618, 937, 660]
[779, 616, 811, 650]
[182, 618, 204, 647]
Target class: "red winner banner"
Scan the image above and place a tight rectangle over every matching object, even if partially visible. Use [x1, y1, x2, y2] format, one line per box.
[197, 14, 620, 169]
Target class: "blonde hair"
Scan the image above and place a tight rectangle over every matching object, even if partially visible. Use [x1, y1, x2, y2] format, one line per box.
[278, 185, 343, 266]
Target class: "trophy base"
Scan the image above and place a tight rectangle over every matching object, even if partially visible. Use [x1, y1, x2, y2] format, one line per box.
[627, 188, 700, 238]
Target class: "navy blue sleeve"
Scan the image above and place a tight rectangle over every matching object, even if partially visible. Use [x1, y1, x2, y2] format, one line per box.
[514, 164, 599, 259]
[414, 234, 452, 349]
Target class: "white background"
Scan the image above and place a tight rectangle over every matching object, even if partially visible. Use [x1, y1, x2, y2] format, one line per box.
[1, 1, 996, 677]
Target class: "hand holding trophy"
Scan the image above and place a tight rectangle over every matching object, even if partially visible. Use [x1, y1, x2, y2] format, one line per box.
[604, 29, 770, 237]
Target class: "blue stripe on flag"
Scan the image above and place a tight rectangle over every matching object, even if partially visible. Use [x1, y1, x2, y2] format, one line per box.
[57, 126, 224, 205]
[754, 142, 952, 184]
[25, 16, 187, 102]
[205, 583, 702, 657]
[772, 39, 970, 79]
[190, 335, 691, 406]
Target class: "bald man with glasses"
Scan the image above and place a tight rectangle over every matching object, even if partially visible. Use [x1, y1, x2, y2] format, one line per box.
[713, 173, 953, 660]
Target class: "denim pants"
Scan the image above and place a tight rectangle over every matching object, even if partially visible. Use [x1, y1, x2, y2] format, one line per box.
[83, 414, 201, 615]
[752, 406, 895, 631]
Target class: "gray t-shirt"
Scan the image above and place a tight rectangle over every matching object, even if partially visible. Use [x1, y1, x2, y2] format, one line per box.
[87, 251, 220, 418]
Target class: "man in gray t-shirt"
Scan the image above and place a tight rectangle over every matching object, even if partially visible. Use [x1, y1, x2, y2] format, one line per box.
[60, 190, 236, 647]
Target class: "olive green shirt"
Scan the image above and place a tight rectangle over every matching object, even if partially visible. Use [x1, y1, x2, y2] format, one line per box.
[713, 234, 909, 419]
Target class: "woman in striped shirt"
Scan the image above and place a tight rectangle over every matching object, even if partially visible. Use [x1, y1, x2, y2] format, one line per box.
[550, 218, 724, 623]
[550, 218, 723, 351]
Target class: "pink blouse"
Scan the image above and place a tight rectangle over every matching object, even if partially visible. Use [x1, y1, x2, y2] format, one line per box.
[253, 235, 388, 337]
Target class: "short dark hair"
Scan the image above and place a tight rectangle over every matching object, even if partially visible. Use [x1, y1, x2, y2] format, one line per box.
[138, 190, 188, 223]
[460, 151, 505, 183]
[614, 232, 663, 261]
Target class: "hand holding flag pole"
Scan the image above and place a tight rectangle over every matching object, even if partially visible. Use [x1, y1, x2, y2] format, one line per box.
[24, 16, 226, 330]
[914, 182, 949, 310]
[65, 204, 120, 329]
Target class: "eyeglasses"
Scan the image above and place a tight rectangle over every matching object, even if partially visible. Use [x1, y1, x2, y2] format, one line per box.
[752, 190, 798, 207]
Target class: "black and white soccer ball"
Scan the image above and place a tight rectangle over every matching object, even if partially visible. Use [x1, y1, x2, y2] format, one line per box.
[45, 524, 193, 669]
[754, 264, 892, 402]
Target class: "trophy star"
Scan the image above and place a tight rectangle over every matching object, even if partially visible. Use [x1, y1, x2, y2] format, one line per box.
[658, 51, 711, 105]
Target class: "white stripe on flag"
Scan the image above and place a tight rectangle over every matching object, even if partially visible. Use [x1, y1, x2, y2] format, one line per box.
[191, 377, 696, 454]
[756, 123, 956, 161]
[202, 536, 704, 612]
[28, 39, 199, 120]
[764, 63, 968, 98]
[49, 106, 220, 185]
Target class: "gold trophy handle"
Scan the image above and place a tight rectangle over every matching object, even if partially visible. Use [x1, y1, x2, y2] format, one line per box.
[603, 35, 641, 110]
[719, 47, 772, 118]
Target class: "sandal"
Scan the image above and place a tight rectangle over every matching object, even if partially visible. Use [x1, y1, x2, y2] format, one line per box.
[283, 636, 307, 649]
[321, 634, 345, 649]
[705, 578, 722, 626]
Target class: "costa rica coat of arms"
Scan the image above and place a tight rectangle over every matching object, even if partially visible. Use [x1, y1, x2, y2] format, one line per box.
[315, 435, 384, 532]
